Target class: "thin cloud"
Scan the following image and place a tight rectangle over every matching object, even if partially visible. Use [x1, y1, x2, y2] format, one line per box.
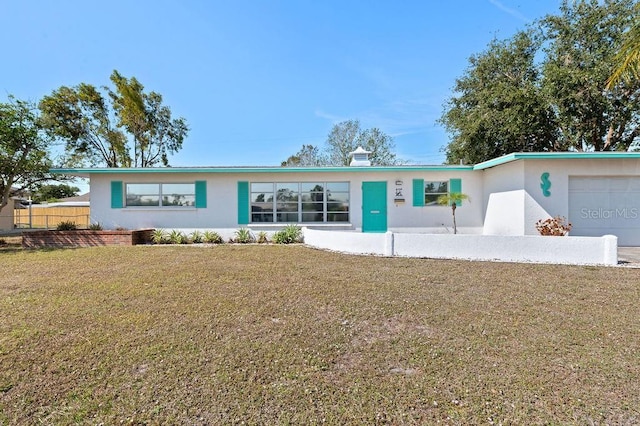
[314, 109, 347, 123]
[488, 0, 530, 23]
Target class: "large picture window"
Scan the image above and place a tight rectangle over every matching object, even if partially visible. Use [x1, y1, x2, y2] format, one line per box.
[126, 183, 195, 207]
[251, 182, 349, 223]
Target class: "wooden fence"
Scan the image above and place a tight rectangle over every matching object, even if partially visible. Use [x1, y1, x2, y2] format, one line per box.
[14, 206, 91, 229]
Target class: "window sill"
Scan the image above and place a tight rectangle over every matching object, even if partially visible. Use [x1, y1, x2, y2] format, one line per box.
[122, 207, 197, 211]
[248, 223, 352, 228]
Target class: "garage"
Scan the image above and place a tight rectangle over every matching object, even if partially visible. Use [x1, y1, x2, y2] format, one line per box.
[568, 177, 640, 246]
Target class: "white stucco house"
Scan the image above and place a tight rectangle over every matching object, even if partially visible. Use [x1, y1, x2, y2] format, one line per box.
[52, 151, 640, 246]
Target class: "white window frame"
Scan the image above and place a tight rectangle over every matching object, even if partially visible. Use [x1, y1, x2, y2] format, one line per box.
[250, 182, 350, 223]
[424, 181, 448, 206]
[125, 183, 196, 207]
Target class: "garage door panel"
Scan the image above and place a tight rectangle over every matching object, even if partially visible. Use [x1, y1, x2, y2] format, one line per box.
[569, 177, 640, 245]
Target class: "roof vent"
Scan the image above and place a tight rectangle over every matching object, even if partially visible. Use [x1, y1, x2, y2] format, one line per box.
[349, 146, 372, 166]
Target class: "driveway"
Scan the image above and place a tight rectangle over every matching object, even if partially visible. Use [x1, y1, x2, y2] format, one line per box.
[618, 247, 640, 266]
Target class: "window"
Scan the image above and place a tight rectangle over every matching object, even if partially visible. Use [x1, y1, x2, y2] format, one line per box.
[424, 181, 448, 205]
[413, 178, 462, 207]
[251, 182, 349, 223]
[125, 183, 195, 207]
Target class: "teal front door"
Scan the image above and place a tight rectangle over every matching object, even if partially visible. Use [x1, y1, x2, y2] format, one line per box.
[362, 181, 387, 233]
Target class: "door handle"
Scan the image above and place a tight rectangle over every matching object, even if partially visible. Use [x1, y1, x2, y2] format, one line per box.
[370, 210, 380, 214]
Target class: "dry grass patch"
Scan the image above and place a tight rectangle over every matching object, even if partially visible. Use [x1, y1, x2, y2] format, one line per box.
[1, 245, 639, 424]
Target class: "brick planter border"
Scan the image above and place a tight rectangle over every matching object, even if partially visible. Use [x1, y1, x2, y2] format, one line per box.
[22, 229, 154, 248]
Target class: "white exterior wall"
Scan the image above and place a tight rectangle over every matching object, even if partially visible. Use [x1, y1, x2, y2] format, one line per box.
[89, 169, 485, 232]
[91, 173, 242, 229]
[85, 156, 640, 245]
[482, 161, 530, 235]
[481, 158, 640, 245]
[521, 158, 640, 218]
[383, 170, 484, 233]
[521, 159, 640, 245]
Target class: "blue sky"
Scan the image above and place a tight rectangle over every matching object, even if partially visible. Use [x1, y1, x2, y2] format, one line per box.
[1, 0, 563, 169]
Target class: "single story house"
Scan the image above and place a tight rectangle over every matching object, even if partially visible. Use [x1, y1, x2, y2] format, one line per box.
[52, 151, 640, 246]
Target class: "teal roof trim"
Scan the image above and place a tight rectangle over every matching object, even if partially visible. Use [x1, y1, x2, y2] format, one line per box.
[473, 152, 640, 170]
[51, 165, 475, 175]
[51, 152, 640, 176]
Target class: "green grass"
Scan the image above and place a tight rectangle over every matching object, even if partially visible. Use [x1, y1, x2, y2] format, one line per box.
[1, 245, 639, 424]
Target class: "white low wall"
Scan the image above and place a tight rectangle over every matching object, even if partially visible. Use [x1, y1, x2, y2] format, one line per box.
[303, 228, 618, 266]
[303, 229, 393, 256]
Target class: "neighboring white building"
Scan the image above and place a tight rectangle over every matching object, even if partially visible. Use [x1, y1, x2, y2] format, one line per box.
[52, 152, 640, 246]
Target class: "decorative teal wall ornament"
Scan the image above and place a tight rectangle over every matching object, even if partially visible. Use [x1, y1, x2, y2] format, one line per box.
[540, 172, 551, 197]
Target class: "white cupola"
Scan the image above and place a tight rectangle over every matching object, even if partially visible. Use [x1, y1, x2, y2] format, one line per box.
[349, 146, 372, 166]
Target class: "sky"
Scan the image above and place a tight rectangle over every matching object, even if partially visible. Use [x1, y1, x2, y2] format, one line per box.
[1, 0, 565, 171]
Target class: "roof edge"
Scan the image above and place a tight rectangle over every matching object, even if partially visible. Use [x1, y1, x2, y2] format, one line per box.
[473, 152, 640, 170]
[51, 165, 475, 175]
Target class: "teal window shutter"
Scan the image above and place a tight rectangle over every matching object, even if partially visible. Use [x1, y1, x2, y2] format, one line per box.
[449, 178, 462, 206]
[111, 181, 123, 208]
[195, 181, 207, 208]
[237, 181, 249, 224]
[412, 179, 424, 207]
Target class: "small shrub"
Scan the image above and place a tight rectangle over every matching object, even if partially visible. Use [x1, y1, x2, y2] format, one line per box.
[169, 230, 187, 244]
[0, 238, 6, 246]
[190, 230, 204, 244]
[115, 226, 128, 231]
[56, 220, 78, 231]
[88, 223, 103, 231]
[272, 225, 303, 244]
[234, 228, 255, 244]
[535, 216, 572, 236]
[152, 229, 168, 244]
[256, 231, 269, 244]
[203, 230, 224, 244]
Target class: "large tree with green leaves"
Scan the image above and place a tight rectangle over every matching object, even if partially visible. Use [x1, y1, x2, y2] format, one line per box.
[440, 31, 560, 164]
[39, 70, 188, 168]
[0, 98, 54, 214]
[441, 0, 640, 164]
[282, 120, 402, 167]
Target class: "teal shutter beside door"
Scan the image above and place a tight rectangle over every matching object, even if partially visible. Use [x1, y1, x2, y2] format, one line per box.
[237, 181, 249, 225]
[195, 181, 207, 208]
[111, 181, 123, 208]
[449, 178, 462, 206]
[412, 179, 424, 207]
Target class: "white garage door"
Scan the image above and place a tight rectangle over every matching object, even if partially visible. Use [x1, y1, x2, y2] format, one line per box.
[568, 177, 640, 246]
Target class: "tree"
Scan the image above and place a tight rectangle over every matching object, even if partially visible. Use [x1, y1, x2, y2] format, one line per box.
[281, 144, 324, 166]
[325, 120, 402, 166]
[38, 83, 128, 167]
[542, 0, 639, 152]
[39, 70, 188, 168]
[440, 31, 559, 164]
[437, 192, 469, 234]
[32, 184, 80, 203]
[282, 120, 402, 167]
[441, 0, 640, 164]
[109, 71, 188, 167]
[0, 98, 53, 214]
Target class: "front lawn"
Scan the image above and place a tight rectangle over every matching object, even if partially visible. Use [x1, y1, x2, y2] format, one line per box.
[1, 245, 639, 424]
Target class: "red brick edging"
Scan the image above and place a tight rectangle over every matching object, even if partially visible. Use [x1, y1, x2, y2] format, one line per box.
[22, 229, 154, 248]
